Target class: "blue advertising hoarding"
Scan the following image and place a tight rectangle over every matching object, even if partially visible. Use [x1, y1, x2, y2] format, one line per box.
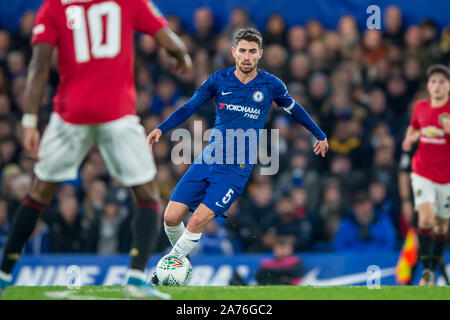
[9, 252, 450, 287]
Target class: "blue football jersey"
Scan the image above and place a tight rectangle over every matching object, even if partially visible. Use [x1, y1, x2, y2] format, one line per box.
[195, 67, 294, 173]
[157, 66, 325, 176]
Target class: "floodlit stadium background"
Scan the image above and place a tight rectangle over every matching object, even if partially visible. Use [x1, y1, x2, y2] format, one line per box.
[0, 0, 449, 286]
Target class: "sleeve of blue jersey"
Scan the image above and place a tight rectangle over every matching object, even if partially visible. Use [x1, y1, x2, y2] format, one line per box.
[286, 103, 327, 141]
[272, 76, 326, 141]
[157, 75, 216, 134]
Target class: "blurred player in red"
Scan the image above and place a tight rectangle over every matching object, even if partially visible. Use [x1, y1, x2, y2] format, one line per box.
[402, 64, 450, 286]
[0, 0, 192, 299]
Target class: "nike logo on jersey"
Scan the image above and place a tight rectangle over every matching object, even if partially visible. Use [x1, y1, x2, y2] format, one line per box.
[221, 91, 232, 95]
[215, 202, 225, 208]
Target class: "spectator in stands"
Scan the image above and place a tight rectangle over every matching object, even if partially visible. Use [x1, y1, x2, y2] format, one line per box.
[0, 117, 12, 139]
[287, 53, 311, 84]
[386, 75, 410, 118]
[261, 194, 315, 252]
[242, 181, 274, 226]
[79, 161, 99, 197]
[212, 33, 233, 70]
[287, 26, 307, 53]
[9, 173, 31, 205]
[150, 75, 180, 115]
[0, 136, 19, 167]
[337, 15, 360, 57]
[82, 179, 107, 224]
[318, 179, 347, 243]
[193, 47, 211, 75]
[307, 72, 329, 112]
[255, 236, 305, 285]
[261, 43, 288, 78]
[368, 136, 398, 199]
[17, 152, 35, 176]
[306, 20, 325, 42]
[0, 30, 11, 63]
[263, 14, 288, 46]
[383, 5, 404, 45]
[193, 7, 216, 55]
[326, 120, 371, 170]
[49, 195, 91, 253]
[308, 40, 329, 74]
[154, 164, 176, 205]
[363, 87, 396, 135]
[93, 195, 131, 254]
[290, 186, 322, 241]
[275, 151, 321, 210]
[225, 8, 252, 38]
[404, 25, 425, 63]
[325, 153, 367, 200]
[333, 191, 396, 251]
[152, 137, 171, 165]
[0, 95, 11, 115]
[363, 30, 387, 67]
[6, 51, 26, 78]
[10, 10, 34, 60]
[369, 179, 394, 220]
[324, 31, 342, 66]
[320, 90, 365, 134]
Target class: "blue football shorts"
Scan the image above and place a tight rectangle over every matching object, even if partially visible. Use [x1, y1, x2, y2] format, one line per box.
[169, 163, 250, 217]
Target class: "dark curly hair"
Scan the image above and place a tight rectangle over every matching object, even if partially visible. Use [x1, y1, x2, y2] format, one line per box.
[233, 27, 263, 48]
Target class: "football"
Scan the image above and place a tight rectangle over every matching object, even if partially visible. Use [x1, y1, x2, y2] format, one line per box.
[155, 254, 193, 286]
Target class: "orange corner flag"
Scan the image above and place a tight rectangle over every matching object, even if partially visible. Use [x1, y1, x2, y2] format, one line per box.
[395, 227, 418, 284]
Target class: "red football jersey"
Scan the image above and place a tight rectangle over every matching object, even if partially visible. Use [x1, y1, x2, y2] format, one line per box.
[410, 98, 450, 183]
[32, 0, 167, 124]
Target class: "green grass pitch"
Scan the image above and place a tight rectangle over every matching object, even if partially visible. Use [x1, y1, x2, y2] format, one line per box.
[2, 285, 450, 300]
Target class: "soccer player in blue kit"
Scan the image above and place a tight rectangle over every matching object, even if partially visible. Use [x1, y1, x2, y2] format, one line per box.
[147, 28, 328, 265]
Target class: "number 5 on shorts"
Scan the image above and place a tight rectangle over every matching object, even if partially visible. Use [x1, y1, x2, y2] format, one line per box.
[222, 188, 235, 204]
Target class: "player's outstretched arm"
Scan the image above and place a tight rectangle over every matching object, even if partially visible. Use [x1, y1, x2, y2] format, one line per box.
[153, 26, 193, 76]
[147, 92, 205, 145]
[148, 74, 216, 145]
[285, 102, 328, 157]
[22, 43, 54, 159]
[401, 125, 420, 152]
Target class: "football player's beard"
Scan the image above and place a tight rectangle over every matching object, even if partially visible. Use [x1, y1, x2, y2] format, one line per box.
[238, 62, 256, 74]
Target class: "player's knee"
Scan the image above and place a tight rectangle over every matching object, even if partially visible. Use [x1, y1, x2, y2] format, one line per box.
[418, 218, 434, 230]
[433, 219, 449, 235]
[433, 225, 448, 235]
[164, 211, 183, 227]
[418, 204, 435, 228]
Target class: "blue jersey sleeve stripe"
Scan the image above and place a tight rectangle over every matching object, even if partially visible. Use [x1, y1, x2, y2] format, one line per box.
[283, 101, 295, 114]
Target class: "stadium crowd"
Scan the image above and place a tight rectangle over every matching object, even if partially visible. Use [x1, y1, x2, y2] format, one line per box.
[0, 5, 449, 256]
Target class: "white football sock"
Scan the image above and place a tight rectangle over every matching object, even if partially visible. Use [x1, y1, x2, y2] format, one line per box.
[170, 229, 201, 258]
[164, 222, 186, 247]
